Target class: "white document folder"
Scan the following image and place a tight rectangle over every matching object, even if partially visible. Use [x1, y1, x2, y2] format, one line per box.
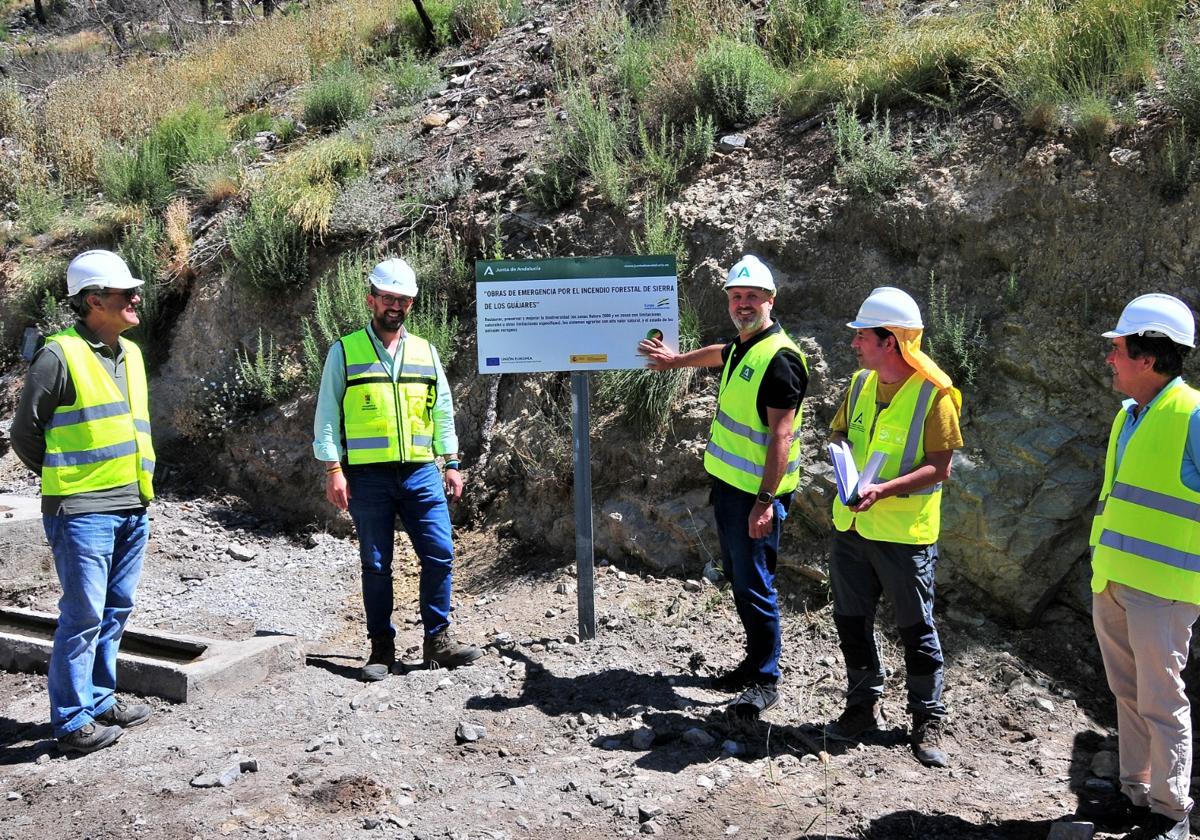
[827, 441, 887, 506]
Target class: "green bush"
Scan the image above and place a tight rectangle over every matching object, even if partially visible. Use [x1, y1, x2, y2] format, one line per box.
[831, 101, 912, 196]
[766, 0, 863, 65]
[227, 191, 310, 292]
[99, 104, 230, 208]
[232, 108, 274, 140]
[394, 0, 453, 52]
[1161, 19, 1200, 129]
[525, 157, 578, 210]
[301, 251, 371, 390]
[16, 181, 64, 235]
[1160, 123, 1200, 199]
[302, 61, 372, 130]
[926, 273, 986, 389]
[450, 0, 522, 43]
[694, 37, 779, 125]
[15, 254, 69, 322]
[384, 51, 442, 105]
[98, 143, 174, 209]
[1069, 90, 1116, 148]
[597, 301, 700, 433]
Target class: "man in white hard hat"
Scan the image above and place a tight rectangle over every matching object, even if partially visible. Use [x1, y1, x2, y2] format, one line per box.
[639, 255, 808, 716]
[1085, 294, 1199, 840]
[822, 286, 962, 769]
[313, 258, 481, 680]
[11, 250, 156, 754]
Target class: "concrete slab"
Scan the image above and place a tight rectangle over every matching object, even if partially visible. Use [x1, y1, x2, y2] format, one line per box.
[0, 607, 302, 702]
[0, 495, 51, 575]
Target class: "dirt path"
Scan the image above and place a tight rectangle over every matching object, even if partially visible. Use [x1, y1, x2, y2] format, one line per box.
[0, 494, 1155, 839]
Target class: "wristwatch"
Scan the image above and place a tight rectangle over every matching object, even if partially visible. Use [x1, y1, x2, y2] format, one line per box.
[756, 491, 774, 505]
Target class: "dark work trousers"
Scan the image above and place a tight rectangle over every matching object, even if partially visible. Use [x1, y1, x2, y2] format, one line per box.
[829, 528, 945, 718]
[712, 479, 789, 684]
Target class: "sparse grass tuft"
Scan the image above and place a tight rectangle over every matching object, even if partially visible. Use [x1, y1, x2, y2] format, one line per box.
[1069, 90, 1117, 148]
[16, 181, 65, 236]
[408, 297, 461, 370]
[384, 50, 442, 105]
[182, 158, 242, 205]
[693, 37, 779, 126]
[766, 0, 864, 66]
[598, 301, 700, 433]
[1160, 122, 1200, 199]
[238, 329, 302, 407]
[631, 193, 687, 275]
[830, 101, 912, 196]
[302, 60, 373, 130]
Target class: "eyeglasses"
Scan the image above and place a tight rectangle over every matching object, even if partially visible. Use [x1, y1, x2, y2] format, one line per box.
[96, 288, 141, 301]
[369, 289, 412, 308]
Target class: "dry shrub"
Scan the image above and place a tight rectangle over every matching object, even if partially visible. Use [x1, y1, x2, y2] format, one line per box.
[34, 0, 399, 189]
[164, 198, 193, 280]
[272, 136, 371, 236]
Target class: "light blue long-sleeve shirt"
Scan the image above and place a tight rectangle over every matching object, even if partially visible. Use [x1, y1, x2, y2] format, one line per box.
[1114, 376, 1200, 492]
[312, 324, 459, 463]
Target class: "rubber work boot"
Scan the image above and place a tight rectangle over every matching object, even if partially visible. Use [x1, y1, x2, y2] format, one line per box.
[1137, 812, 1190, 840]
[423, 630, 483, 668]
[57, 722, 123, 754]
[910, 714, 949, 768]
[361, 636, 395, 682]
[823, 700, 885, 742]
[95, 700, 152, 728]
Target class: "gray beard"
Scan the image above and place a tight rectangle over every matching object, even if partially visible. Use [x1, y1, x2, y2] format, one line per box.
[731, 313, 765, 334]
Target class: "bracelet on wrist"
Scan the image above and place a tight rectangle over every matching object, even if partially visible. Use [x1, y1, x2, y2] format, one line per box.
[325, 463, 342, 474]
[444, 460, 461, 471]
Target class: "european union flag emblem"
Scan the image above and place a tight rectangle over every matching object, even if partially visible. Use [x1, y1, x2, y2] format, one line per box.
[486, 357, 500, 366]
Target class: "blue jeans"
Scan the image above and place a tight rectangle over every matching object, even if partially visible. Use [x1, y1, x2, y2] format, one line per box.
[829, 528, 945, 718]
[711, 479, 787, 684]
[44, 510, 148, 738]
[346, 462, 454, 641]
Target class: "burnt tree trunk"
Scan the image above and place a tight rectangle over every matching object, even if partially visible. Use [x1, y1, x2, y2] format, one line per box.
[411, 0, 435, 40]
[220, 0, 232, 21]
[33, 0, 47, 24]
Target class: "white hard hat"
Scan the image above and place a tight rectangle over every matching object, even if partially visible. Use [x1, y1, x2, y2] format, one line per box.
[369, 258, 418, 297]
[1103, 293, 1196, 348]
[723, 255, 776, 293]
[847, 286, 924, 330]
[66, 250, 142, 297]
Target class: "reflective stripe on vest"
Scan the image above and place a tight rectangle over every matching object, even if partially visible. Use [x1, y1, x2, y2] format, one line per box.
[340, 329, 438, 465]
[702, 330, 807, 495]
[831, 370, 943, 544]
[42, 328, 155, 500]
[1090, 380, 1200, 603]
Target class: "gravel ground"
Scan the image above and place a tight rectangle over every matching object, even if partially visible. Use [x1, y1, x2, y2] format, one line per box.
[0, 491, 1182, 840]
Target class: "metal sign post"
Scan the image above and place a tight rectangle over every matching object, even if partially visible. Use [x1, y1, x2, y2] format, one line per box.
[570, 371, 596, 640]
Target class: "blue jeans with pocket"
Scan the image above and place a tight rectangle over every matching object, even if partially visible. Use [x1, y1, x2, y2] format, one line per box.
[830, 528, 945, 718]
[44, 510, 148, 738]
[711, 478, 789, 684]
[346, 462, 454, 641]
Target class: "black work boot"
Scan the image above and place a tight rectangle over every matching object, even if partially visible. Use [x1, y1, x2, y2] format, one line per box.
[57, 722, 123, 754]
[910, 714, 948, 768]
[710, 659, 756, 693]
[361, 636, 395, 682]
[95, 700, 152, 728]
[423, 630, 482, 668]
[823, 700, 885, 742]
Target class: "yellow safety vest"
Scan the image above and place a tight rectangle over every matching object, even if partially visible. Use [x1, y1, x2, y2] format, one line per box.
[832, 370, 942, 544]
[340, 329, 437, 465]
[1090, 379, 1200, 604]
[703, 330, 807, 495]
[42, 327, 155, 500]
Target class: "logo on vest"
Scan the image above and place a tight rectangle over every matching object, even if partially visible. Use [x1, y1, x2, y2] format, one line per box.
[739, 365, 754, 381]
[360, 393, 379, 413]
[849, 410, 865, 432]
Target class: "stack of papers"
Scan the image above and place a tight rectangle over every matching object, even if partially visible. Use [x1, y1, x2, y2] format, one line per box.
[827, 441, 887, 507]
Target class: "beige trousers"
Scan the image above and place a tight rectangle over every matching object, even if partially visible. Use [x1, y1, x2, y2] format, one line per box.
[1093, 581, 1200, 821]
